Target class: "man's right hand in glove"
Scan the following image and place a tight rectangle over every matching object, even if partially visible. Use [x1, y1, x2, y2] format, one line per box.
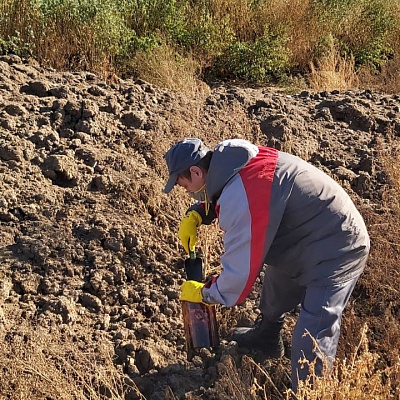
[178, 210, 202, 253]
[180, 280, 204, 303]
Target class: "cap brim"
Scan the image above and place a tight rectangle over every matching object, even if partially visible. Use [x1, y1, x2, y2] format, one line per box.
[163, 173, 178, 193]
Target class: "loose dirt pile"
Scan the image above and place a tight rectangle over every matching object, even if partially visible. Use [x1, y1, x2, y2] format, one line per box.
[0, 55, 399, 399]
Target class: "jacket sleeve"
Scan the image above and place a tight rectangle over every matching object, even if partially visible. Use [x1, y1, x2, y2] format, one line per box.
[202, 148, 281, 306]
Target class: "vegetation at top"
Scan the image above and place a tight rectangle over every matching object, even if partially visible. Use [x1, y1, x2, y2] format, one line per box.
[1, 0, 400, 91]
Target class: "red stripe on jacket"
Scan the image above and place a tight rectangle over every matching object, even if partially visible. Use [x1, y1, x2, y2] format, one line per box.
[235, 146, 278, 305]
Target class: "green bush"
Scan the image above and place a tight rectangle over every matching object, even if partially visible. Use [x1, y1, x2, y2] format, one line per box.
[212, 25, 290, 82]
[352, 0, 395, 69]
[39, 0, 133, 57]
[0, 32, 32, 57]
[0, 0, 38, 57]
[311, 0, 396, 70]
[172, 12, 235, 55]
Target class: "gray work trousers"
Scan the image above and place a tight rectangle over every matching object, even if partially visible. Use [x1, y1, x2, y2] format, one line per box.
[259, 266, 363, 392]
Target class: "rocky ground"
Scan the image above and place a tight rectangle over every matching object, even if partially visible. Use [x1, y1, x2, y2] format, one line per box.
[0, 54, 399, 399]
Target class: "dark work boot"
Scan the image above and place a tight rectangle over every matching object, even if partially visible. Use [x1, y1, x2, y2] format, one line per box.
[230, 316, 284, 359]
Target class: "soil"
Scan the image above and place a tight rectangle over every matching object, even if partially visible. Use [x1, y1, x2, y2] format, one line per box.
[0, 54, 399, 399]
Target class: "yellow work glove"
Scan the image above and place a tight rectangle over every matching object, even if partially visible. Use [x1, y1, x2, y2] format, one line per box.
[180, 280, 204, 303]
[178, 210, 202, 254]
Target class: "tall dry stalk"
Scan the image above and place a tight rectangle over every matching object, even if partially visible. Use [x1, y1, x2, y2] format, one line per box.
[133, 44, 208, 96]
[307, 41, 358, 91]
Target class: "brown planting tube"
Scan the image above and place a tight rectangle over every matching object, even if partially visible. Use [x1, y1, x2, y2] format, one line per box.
[181, 251, 219, 359]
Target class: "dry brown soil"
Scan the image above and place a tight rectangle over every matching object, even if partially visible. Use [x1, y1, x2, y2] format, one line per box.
[0, 55, 399, 399]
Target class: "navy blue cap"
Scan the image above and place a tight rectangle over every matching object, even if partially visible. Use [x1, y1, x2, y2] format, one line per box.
[163, 138, 209, 193]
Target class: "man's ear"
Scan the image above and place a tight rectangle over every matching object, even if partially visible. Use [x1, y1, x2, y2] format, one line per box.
[189, 165, 204, 178]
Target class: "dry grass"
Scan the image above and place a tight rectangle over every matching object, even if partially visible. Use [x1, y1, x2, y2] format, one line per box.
[0, 0, 118, 77]
[357, 41, 400, 94]
[206, 0, 321, 65]
[307, 41, 359, 92]
[1, 0, 400, 92]
[291, 325, 399, 400]
[0, 317, 143, 400]
[208, 0, 256, 41]
[214, 355, 286, 400]
[215, 325, 399, 400]
[132, 44, 209, 96]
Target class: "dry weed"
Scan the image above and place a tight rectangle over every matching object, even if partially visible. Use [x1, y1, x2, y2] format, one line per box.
[291, 325, 398, 400]
[307, 41, 358, 92]
[133, 44, 208, 96]
[213, 355, 260, 400]
[357, 48, 400, 95]
[214, 326, 398, 400]
[0, 318, 144, 400]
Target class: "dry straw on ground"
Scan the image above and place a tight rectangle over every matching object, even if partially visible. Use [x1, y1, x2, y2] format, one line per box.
[0, 321, 144, 400]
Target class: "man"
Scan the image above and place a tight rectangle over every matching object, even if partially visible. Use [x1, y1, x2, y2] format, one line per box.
[163, 137, 370, 391]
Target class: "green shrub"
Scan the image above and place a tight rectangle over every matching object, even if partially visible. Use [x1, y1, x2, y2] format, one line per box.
[39, 0, 133, 59]
[0, 0, 38, 57]
[212, 25, 290, 82]
[121, 0, 184, 37]
[0, 32, 32, 57]
[311, 0, 396, 70]
[173, 11, 235, 55]
[352, 0, 396, 69]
